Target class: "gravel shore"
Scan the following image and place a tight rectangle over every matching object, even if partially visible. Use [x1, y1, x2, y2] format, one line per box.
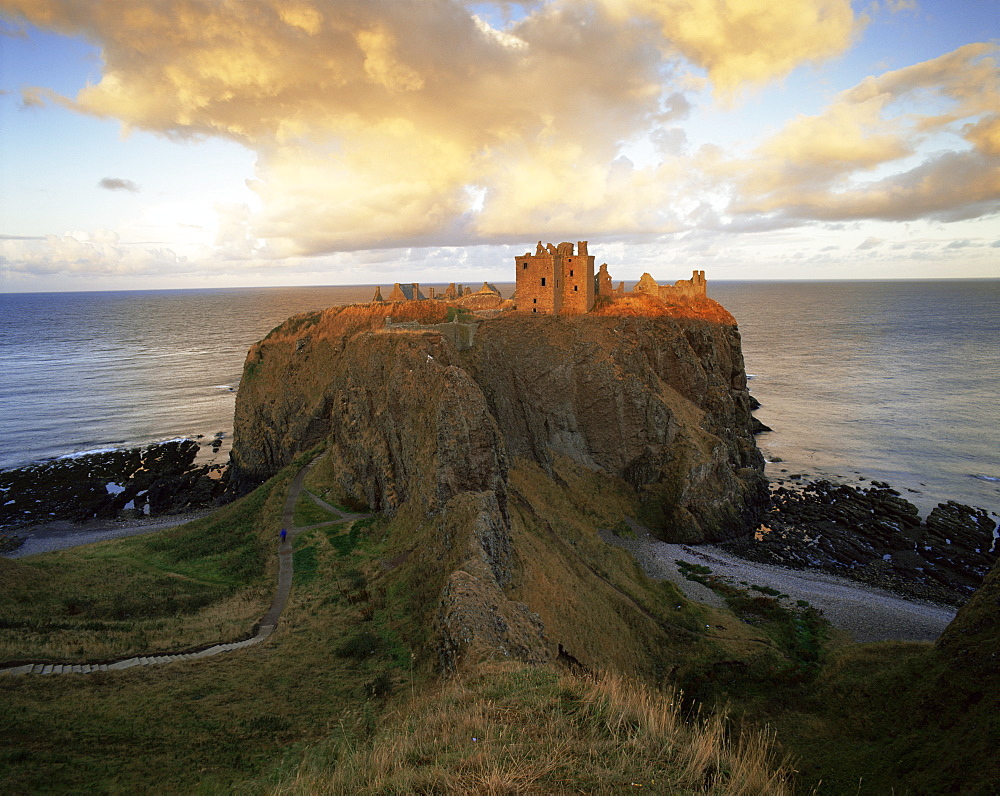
[2, 512, 210, 559]
[603, 527, 958, 643]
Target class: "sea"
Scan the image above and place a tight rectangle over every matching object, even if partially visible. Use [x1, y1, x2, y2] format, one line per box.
[1, 280, 997, 519]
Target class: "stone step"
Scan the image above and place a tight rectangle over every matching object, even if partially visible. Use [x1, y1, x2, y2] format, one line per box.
[41, 664, 53, 675]
[0, 664, 35, 676]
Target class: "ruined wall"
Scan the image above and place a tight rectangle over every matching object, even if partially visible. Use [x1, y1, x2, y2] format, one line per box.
[388, 283, 426, 302]
[559, 244, 595, 315]
[596, 263, 614, 299]
[515, 241, 594, 315]
[660, 271, 707, 302]
[516, 248, 562, 314]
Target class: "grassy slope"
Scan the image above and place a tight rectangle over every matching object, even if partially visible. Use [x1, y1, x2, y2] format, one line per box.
[0, 457, 414, 792]
[0, 449, 797, 793]
[4, 440, 990, 793]
[279, 662, 793, 794]
[0, 475, 283, 662]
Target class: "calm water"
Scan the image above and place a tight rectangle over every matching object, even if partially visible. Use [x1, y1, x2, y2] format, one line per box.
[1, 281, 997, 517]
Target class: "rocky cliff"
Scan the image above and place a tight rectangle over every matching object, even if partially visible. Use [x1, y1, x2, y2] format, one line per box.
[230, 300, 765, 544]
[230, 299, 766, 670]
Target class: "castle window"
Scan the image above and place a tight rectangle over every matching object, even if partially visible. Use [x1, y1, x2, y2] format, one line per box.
[541, 277, 546, 286]
[569, 270, 574, 277]
[574, 285, 579, 291]
[522, 262, 528, 269]
[533, 298, 537, 304]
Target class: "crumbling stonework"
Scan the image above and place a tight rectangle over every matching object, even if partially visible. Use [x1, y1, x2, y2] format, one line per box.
[515, 241, 595, 315]
[388, 283, 426, 302]
[515, 241, 706, 314]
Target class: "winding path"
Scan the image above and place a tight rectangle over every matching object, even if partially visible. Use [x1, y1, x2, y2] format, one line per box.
[0, 457, 368, 677]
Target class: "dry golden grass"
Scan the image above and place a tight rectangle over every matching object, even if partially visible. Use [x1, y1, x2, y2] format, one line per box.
[592, 293, 737, 324]
[273, 662, 793, 795]
[261, 300, 454, 348]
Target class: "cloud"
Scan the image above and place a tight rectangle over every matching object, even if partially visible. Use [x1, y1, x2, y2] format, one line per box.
[727, 43, 1000, 224]
[604, 0, 863, 97]
[0, 230, 186, 277]
[857, 236, 883, 250]
[98, 177, 140, 192]
[2, 0, 996, 266]
[2, 0, 866, 257]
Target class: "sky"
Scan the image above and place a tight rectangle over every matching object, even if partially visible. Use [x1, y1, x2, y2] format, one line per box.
[1, 0, 998, 292]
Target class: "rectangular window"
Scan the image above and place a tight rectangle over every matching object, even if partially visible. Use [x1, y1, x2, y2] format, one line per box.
[541, 277, 546, 286]
[569, 270, 574, 277]
[522, 262, 528, 269]
[574, 285, 579, 291]
[533, 298, 537, 304]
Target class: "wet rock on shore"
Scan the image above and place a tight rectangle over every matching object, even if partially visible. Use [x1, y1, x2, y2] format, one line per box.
[721, 479, 997, 606]
[0, 440, 228, 544]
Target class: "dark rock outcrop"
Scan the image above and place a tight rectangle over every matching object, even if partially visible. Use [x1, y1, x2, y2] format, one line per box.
[722, 479, 998, 604]
[0, 440, 227, 533]
[230, 305, 766, 545]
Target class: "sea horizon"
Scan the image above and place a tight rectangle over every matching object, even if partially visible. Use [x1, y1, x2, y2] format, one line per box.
[3, 275, 999, 296]
[2, 280, 997, 520]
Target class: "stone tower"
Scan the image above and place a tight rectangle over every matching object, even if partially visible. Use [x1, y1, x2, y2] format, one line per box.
[515, 240, 595, 315]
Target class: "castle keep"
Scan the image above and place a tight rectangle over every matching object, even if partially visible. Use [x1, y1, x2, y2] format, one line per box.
[516, 241, 596, 315]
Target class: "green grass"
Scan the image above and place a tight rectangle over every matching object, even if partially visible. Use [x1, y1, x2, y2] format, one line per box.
[0, 465, 413, 793]
[292, 491, 341, 526]
[676, 558, 829, 681]
[0, 476, 283, 662]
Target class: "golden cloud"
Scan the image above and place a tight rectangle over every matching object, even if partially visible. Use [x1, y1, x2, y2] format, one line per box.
[3, 0, 997, 258]
[603, 0, 862, 96]
[729, 44, 1000, 222]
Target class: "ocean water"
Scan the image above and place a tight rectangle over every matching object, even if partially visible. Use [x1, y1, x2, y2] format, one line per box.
[710, 280, 1000, 517]
[1, 280, 997, 518]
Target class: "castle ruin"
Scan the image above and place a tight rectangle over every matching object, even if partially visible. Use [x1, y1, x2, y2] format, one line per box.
[371, 241, 708, 316]
[515, 241, 596, 315]
[517, 241, 706, 315]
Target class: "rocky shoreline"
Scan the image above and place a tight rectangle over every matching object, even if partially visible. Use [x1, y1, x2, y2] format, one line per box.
[0, 439, 229, 553]
[3, 433, 995, 611]
[722, 478, 998, 606]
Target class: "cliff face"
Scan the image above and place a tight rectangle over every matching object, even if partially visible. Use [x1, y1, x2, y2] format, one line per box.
[230, 301, 766, 669]
[463, 314, 763, 541]
[231, 303, 765, 543]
